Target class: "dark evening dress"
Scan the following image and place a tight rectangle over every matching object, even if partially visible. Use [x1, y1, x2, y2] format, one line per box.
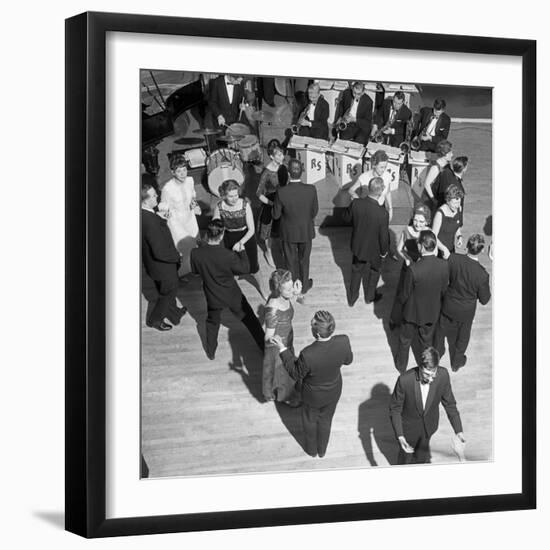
[262, 303, 298, 403]
[218, 197, 259, 273]
[436, 207, 461, 254]
[256, 167, 281, 240]
[390, 226, 422, 326]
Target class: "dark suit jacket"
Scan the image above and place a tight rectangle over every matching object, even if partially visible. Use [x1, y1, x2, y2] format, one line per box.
[399, 255, 449, 325]
[272, 180, 319, 243]
[390, 366, 463, 440]
[442, 253, 491, 322]
[280, 334, 353, 408]
[342, 196, 389, 267]
[209, 76, 245, 127]
[190, 243, 249, 311]
[334, 89, 373, 134]
[298, 96, 330, 140]
[375, 98, 412, 147]
[414, 107, 451, 146]
[141, 209, 180, 281]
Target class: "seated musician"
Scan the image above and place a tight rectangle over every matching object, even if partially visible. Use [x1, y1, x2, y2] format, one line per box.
[209, 74, 246, 129]
[371, 91, 412, 147]
[413, 97, 451, 152]
[333, 81, 373, 145]
[295, 83, 330, 141]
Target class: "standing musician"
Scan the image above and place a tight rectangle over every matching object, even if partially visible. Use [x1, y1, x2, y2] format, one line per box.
[294, 83, 330, 141]
[333, 81, 373, 145]
[209, 74, 247, 129]
[413, 98, 451, 152]
[371, 91, 412, 147]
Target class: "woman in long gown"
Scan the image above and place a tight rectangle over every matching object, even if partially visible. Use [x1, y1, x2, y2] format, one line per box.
[262, 269, 302, 405]
[160, 154, 199, 276]
[257, 142, 287, 266]
[420, 139, 453, 215]
[432, 183, 464, 256]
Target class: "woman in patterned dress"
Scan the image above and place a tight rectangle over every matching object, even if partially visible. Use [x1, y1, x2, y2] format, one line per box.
[213, 179, 265, 298]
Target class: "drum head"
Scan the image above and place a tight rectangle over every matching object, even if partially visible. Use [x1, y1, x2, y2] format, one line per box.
[238, 135, 258, 147]
[227, 122, 251, 137]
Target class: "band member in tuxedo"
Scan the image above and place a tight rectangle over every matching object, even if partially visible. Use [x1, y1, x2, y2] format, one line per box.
[334, 81, 373, 145]
[413, 97, 451, 152]
[190, 219, 265, 360]
[371, 91, 412, 147]
[395, 230, 449, 372]
[209, 74, 246, 129]
[435, 234, 491, 371]
[390, 346, 465, 464]
[343, 177, 389, 306]
[272, 310, 354, 458]
[272, 159, 319, 294]
[141, 183, 187, 331]
[295, 83, 330, 140]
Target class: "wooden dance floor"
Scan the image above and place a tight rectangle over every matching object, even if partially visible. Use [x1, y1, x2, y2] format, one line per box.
[141, 121, 493, 478]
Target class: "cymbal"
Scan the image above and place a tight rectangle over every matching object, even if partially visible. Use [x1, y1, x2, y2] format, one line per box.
[217, 134, 244, 143]
[193, 127, 222, 136]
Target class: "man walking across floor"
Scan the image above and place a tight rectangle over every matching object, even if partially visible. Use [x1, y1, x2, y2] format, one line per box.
[141, 182, 187, 331]
[395, 230, 449, 371]
[435, 234, 491, 371]
[389, 346, 465, 464]
[343, 176, 389, 305]
[271, 310, 353, 458]
[272, 159, 318, 294]
[190, 219, 265, 360]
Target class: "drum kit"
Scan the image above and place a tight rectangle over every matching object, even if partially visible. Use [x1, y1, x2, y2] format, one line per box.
[193, 122, 263, 196]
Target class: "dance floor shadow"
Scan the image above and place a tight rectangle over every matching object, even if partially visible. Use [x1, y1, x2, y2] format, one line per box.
[318, 226, 352, 294]
[274, 402, 308, 454]
[226, 318, 265, 404]
[357, 383, 399, 466]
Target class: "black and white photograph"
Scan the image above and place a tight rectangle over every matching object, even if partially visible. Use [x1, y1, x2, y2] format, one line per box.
[140, 70, 493, 478]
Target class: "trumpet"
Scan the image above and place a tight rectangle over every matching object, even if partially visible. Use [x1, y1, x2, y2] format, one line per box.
[291, 105, 310, 134]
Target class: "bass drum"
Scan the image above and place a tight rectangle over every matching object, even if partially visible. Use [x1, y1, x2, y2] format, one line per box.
[207, 149, 244, 196]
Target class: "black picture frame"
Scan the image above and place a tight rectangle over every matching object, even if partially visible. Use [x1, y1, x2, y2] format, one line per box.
[65, 11, 536, 538]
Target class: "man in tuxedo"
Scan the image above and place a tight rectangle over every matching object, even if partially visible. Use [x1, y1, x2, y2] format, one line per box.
[435, 234, 491, 371]
[390, 346, 465, 464]
[295, 83, 330, 140]
[272, 159, 319, 293]
[395, 230, 449, 371]
[190, 219, 264, 360]
[141, 183, 187, 331]
[333, 81, 373, 145]
[413, 97, 451, 152]
[342, 176, 389, 305]
[272, 310, 354, 457]
[372, 91, 412, 147]
[209, 74, 246, 129]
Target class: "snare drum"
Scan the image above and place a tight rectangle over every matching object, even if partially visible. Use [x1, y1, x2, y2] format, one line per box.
[206, 149, 244, 196]
[237, 134, 262, 163]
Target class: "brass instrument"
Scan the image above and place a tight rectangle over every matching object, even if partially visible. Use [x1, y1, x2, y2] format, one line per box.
[291, 105, 310, 134]
[372, 121, 391, 144]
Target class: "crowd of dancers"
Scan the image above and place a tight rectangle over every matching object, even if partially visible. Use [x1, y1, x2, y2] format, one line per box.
[141, 75, 492, 464]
